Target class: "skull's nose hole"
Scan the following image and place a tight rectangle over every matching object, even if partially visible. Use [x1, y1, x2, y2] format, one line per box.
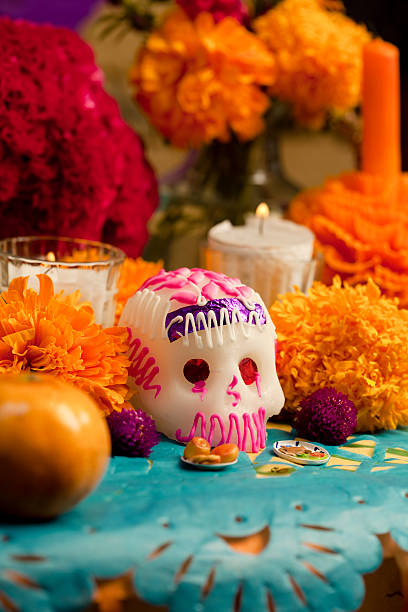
[239, 358, 258, 385]
[183, 359, 210, 383]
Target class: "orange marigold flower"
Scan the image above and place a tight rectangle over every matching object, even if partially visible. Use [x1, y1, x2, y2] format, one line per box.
[63, 247, 110, 263]
[270, 277, 408, 432]
[131, 9, 275, 148]
[289, 171, 408, 305]
[115, 257, 163, 323]
[254, 0, 371, 127]
[0, 275, 131, 414]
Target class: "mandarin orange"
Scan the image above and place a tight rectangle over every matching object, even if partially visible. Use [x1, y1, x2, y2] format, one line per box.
[0, 373, 111, 519]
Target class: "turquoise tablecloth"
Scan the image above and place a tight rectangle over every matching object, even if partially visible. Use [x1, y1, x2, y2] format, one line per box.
[1, 425, 408, 612]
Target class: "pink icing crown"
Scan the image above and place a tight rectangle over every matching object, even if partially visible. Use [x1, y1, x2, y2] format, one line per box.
[139, 268, 255, 306]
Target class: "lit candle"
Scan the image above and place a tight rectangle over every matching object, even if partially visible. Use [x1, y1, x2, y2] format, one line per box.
[203, 208, 316, 307]
[256, 202, 270, 236]
[0, 237, 125, 326]
[362, 39, 401, 179]
[208, 212, 314, 260]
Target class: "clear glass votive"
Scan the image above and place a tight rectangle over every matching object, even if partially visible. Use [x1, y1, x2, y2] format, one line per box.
[201, 242, 323, 308]
[0, 237, 125, 326]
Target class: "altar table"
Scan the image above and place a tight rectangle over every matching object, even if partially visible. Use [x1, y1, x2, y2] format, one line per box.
[1, 424, 408, 612]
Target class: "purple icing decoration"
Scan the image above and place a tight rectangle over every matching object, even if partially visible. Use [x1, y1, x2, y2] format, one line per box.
[165, 298, 266, 342]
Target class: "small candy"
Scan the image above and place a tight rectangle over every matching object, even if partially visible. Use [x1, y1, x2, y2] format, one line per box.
[212, 443, 239, 463]
[184, 437, 211, 460]
[191, 454, 221, 465]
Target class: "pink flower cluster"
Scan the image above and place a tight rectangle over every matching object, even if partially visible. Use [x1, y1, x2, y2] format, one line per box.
[0, 17, 158, 257]
[176, 0, 248, 23]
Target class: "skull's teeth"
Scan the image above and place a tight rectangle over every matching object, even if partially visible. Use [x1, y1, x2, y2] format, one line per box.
[176, 408, 266, 452]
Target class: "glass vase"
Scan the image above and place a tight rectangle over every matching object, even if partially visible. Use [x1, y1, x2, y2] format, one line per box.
[144, 129, 298, 269]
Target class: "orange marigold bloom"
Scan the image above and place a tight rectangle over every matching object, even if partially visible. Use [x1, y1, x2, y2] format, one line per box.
[63, 247, 110, 263]
[254, 0, 371, 127]
[131, 9, 275, 148]
[289, 171, 408, 305]
[270, 277, 408, 432]
[0, 275, 131, 414]
[115, 257, 163, 323]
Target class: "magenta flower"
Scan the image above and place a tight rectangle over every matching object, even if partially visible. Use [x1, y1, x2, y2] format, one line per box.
[294, 387, 357, 446]
[0, 17, 158, 258]
[106, 408, 161, 458]
[176, 0, 249, 24]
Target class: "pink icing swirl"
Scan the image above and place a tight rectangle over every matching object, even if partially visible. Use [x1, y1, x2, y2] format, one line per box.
[127, 330, 161, 398]
[226, 375, 241, 407]
[139, 268, 255, 306]
[176, 412, 206, 442]
[254, 372, 262, 399]
[192, 380, 207, 401]
[175, 407, 266, 452]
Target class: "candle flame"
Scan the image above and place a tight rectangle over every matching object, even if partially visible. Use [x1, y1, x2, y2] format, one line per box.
[46, 251, 56, 262]
[256, 202, 270, 219]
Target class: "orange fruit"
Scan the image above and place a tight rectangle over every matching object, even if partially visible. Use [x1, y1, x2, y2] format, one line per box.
[0, 373, 111, 519]
[183, 437, 211, 460]
[212, 443, 239, 463]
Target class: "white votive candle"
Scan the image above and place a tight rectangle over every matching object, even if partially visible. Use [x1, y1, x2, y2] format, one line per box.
[203, 207, 317, 307]
[0, 237, 125, 326]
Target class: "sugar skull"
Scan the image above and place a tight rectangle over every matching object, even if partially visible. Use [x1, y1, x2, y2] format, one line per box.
[120, 268, 284, 452]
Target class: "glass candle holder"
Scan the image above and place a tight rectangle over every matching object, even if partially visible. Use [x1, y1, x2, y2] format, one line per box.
[0, 237, 125, 326]
[201, 242, 323, 309]
[202, 217, 322, 308]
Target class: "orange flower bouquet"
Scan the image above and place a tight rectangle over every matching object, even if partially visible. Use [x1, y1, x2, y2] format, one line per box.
[131, 8, 275, 149]
[0, 274, 131, 414]
[254, 0, 371, 129]
[125, 0, 370, 146]
[102, 0, 370, 258]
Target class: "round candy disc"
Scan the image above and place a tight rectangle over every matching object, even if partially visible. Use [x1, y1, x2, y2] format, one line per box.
[273, 440, 330, 466]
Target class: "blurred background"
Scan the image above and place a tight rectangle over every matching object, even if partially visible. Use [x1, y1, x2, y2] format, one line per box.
[1, 0, 407, 180]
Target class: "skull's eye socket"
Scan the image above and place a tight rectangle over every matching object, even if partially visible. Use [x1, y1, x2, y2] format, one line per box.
[239, 358, 258, 385]
[183, 359, 210, 383]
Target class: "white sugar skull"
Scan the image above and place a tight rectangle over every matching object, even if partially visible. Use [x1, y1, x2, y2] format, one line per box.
[120, 268, 284, 452]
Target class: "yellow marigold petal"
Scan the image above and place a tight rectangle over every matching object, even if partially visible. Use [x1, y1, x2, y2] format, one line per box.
[365, 277, 381, 300]
[0, 274, 132, 414]
[115, 257, 163, 324]
[270, 277, 408, 432]
[7, 276, 29, 297]
[2, 328, 35, 355]
[37, 274, 54, 307]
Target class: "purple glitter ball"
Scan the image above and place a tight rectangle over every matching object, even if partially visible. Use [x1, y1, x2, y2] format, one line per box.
[294, 387, 357, 445]
[106, 408, 161, 458]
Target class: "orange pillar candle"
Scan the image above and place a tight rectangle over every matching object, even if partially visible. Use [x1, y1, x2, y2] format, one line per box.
[362, 39, 401, 178]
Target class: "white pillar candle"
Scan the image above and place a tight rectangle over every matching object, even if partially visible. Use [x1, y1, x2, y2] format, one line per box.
[204, 206, 317, 307]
